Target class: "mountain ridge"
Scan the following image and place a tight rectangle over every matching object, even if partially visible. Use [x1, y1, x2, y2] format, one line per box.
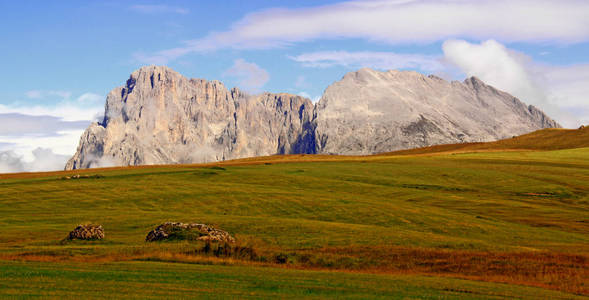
[65, 66, 559, 169]
[313, 67, 558, 155]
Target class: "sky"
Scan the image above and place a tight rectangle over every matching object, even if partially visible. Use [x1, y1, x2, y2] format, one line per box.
[1, 0, 589, 173]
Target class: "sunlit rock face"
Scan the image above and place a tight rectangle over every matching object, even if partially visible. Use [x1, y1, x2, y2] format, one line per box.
[314, 68, 559, 155]
[66, 66, 558, 169]
[65, 66, 314, 169]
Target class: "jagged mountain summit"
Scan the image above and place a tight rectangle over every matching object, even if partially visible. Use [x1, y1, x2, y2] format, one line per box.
[66, 66, 314, 169]
[65, 66, 559, 169]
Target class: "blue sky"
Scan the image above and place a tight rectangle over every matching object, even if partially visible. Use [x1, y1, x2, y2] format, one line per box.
[1, 0, 589, 172]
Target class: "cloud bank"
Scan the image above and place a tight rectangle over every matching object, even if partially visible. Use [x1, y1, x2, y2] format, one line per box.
[0, 92, 104, 173]
[0, 148, 70, 174]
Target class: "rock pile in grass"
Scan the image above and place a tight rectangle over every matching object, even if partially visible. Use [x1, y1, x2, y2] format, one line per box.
[68, 224, 104, 240]
[145, 222, 235, 243]
[61, 174, 103, 180]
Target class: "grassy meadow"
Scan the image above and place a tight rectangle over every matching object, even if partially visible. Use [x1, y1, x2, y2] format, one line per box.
[0, 128, 588, 298]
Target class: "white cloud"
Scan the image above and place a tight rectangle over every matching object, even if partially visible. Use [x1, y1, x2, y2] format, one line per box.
[136, 0, 589, 63]
[0, 113, 89, 136]
[130, 5, 189, 15]
[0, 147, 70, 174]
[76, 92, 103, 104]
[0, 130, 84, 168]
[443, 40, 543, 104]
[0, 101, 103, 122]
[25, 90, 72, 99]
[223, 59, 270, 91]
[289, 51, 443, 71]
[0, 92, 105, 172]
[0, 151, 24, 173]
[442, 39, 586, 128]
[543, 64, 589, 108]
[0, 113, 90, 172]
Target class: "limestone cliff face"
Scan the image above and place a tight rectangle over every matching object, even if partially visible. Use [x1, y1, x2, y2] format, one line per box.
[66, 66, 559, 169]
[313, 68, 559, 155]
[65, 66, 313, 169]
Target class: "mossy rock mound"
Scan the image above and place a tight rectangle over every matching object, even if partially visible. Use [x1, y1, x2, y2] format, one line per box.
[145, 222, 235, 243]
[68, 224, 104, 240]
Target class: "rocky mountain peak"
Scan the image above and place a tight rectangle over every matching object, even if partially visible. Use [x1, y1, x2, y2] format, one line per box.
[463, 76, 492, 91]
[66, 66, 559, 169]
[341, 68, 428, 84]
[66, 66, 313, 170]
[126, 65, 179, 91]
[314, 67, 560, 155]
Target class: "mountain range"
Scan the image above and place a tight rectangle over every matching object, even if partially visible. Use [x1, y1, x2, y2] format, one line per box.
[65, 66, 559, 169]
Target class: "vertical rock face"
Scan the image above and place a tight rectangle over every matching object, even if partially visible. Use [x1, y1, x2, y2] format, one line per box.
[313, 68, 559, 155]
[65, 66, 313, 169]
[66, 66, 559, 170]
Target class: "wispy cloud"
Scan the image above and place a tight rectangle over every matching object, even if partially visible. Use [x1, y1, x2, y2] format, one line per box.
[0, 113, 90, 137]
[130, 4, 189, 15]
[135, 0, 589, 64]
[0, 100, 103, 122]
[289, 51, 444, 72]
[25, 90, 72, 99]
[223, 59, 269, 92]
[76, 92, 103, 104]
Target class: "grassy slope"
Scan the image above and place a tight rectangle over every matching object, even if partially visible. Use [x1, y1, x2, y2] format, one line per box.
[388, 127, 589, 155]
[0, 128, 588, 298]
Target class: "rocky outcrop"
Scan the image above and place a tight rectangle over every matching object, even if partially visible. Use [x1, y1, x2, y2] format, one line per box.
[66, 66, 559, 169]
[314, 69, 559, 154]
[67, 224, 104, 240]
[66, 66, 313, 169]
[145, 222, 235, 243]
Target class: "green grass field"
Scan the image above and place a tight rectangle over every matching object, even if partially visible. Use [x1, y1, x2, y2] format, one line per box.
[0, 128, 588, 298]
[1, 261, 585, 299]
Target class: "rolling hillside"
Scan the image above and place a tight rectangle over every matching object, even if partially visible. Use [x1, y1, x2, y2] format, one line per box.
[388, 126, 589, 155]
[0, 127, 588, 298]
